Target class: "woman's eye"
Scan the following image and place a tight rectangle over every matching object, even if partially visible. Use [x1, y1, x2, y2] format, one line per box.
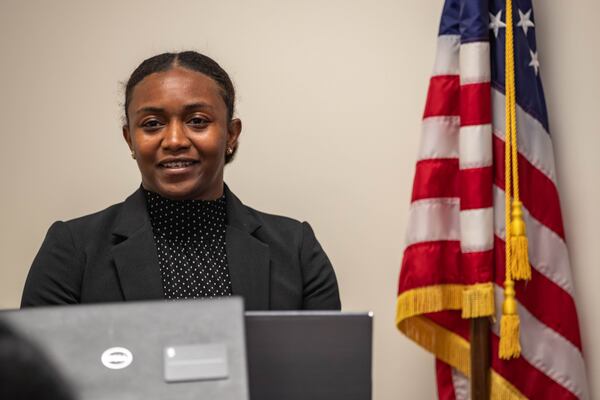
[141, 119, 163, 130]
[188, 117, 209, 127]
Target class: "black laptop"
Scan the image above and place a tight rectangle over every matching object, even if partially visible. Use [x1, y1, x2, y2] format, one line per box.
[246, 311, 373, 400]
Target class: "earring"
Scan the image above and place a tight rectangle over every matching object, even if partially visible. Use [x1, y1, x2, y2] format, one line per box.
[226, 146, 233, 155]
[130, 151, 136, 160]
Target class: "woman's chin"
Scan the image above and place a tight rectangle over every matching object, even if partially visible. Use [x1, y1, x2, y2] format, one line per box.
[152, 181, 222, 201]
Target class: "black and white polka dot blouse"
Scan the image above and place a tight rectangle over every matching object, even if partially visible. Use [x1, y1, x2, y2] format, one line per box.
[144, 190, 233, 300]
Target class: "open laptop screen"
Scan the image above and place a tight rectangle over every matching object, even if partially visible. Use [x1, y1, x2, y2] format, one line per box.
[246, 311, 373, 400]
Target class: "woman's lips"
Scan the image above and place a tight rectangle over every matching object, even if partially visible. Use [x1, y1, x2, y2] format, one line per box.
[158, 160, 199, 175]
[160, 160, 197, 168]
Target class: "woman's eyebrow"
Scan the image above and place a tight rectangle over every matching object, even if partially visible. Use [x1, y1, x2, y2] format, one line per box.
[182, 102, 214, 112]
[135, 106, 164, 115]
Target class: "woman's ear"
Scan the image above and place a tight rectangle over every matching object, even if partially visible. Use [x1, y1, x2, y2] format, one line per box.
[122, 125, 134, 151]
[227, 118, 242, 149]
[123, 125, 137, 160]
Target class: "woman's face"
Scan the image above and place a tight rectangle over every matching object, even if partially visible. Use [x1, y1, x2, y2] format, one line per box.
[123, 66, 241, 200]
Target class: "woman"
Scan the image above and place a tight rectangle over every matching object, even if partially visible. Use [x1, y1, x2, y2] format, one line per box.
[21, 51, 340, 311]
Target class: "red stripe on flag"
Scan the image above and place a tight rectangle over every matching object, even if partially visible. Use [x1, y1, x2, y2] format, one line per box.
[423, 75, 460, 118]
[460, 82, 491, 126]
[399, 241, 493, 292]
[491, 336, 579, 400]
[493, 135, 565, 239]
[494, 237, 583, 350]
[398, 241, 461, 292]
[411, 158, 493, 210]
[436, 359, 458, 400]
[411, 159, 492, 210]
[461, 250, 494, 284]
[411, 159, 458, 202]
[459, 166, 493, 210]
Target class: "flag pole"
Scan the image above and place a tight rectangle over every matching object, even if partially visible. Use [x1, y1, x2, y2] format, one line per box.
[470, 317, 491, 399]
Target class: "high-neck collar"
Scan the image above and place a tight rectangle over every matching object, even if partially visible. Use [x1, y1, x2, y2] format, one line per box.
[143, 190, 226, 208]
[143, 190, 226, 237]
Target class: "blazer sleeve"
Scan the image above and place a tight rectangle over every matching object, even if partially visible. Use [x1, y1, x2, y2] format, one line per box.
[299, 222, 341, 310]
[21, 221, 84, 307]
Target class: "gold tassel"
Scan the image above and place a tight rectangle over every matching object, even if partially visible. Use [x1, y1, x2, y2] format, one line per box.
[509, 201, 531, 281]
[461, 282, 495, 318]
[499, 281, 521, 359]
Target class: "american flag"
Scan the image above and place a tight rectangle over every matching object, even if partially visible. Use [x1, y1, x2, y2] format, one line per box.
[395, 0, 589, 398]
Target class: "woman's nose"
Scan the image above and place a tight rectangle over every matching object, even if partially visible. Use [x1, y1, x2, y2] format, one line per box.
[162, 121, 191, 151]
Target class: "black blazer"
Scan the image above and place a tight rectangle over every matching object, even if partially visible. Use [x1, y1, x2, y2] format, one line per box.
[21, 186, 341, 310]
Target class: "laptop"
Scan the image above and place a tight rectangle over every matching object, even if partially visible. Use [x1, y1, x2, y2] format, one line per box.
[245, 311, 373, 400]
[0, 298, 249, 400]
[1, 303, 373, 400]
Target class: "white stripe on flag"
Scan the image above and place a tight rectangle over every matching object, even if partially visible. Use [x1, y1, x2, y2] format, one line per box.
[459, 124, 493, 168]
[459, 208, 494, 252]
[493, 286, 589, 400]
[418, 116, 460, 161]
[459, 42, 491, 84]
[451, 367, 470, 400]
[405, 198, 460, 246]
[432, 35, 460, 76]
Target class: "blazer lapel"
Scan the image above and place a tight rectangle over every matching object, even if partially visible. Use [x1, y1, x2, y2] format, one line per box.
[225, 185, 271, 310]
[111, 189, 164, 301]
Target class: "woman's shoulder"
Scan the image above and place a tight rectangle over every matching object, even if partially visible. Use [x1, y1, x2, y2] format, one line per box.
[236, 202, 319, 249]
[60, 201, 125, 230]
[56, 189, 146, 238]
[225, 187, 308, 238]
[246, 205, 304, 228]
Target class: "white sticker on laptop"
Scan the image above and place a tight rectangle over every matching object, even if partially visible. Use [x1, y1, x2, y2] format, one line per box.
[101, 347, 133, 370]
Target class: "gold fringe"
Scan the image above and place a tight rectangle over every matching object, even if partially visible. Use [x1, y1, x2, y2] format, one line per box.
[491, 371, 528, 400]
[398, 315, 471, 375]
[499, 314, 521, 359]
[396, 284, 463, 322]
[509, 235, 531, 280]
[396, 314, 527, 399]
[461, 282, 495, 318]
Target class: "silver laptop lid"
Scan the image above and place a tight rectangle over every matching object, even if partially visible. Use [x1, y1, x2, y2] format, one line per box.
[0, 297, 248, 400]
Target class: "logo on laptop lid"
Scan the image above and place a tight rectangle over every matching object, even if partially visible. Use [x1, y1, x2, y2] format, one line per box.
[101, 347, 133, 370]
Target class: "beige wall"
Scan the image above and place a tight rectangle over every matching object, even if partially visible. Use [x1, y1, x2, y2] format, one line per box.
[0, 0, 598, 398]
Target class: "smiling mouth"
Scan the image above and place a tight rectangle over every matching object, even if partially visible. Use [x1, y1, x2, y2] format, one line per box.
[159, 160, 198, 169]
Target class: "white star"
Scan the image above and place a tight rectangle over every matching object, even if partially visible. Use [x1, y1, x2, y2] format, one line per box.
[529, 49, 540, 75]
[489, 10, 506, 38]
[517, 9, 535, 36]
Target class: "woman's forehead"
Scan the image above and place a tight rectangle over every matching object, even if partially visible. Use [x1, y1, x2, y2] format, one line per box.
[129, 67, 223, 110]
